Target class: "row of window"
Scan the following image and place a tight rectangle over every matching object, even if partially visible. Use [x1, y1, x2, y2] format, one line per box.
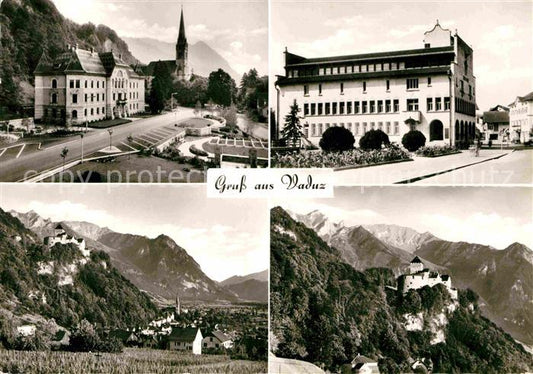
[304, 100, 400, 116]
[303, 97, 451, 117]
[289, 61, 407, 78]
[304, 77, 433, 96]
[53, 78, 141, 90]
[306, 121, 402, 137]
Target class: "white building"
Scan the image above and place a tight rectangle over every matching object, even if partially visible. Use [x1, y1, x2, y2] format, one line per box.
[274, 21, 477, 147]
[168, 327, 203, 355]
[350, 354, 380, 374]
[508, 92, 533, 143]
[44, 224, 88, 257]
[401, 256, 458, 300]
[202, 330, 233, 349]
[34, 45, 145, 126]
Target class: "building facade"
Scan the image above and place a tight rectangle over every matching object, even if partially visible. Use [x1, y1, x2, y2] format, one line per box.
[508, 92, 533, 143]
[400, 257, 458, 300]
[275, 22, 476, 147]
[482, 105, 509, 144]
[168, 327, 203, 355]
[34, 45, 145, 125]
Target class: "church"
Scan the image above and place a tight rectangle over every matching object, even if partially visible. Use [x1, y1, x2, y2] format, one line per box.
[144, 7, 191, 81]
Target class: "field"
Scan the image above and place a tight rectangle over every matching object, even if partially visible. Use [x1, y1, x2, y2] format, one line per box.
[0, 348, 267, 374]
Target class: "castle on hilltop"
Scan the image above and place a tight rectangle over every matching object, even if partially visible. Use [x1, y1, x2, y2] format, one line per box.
[44, 224, 89, 257]
[399, 256, 458, 299]
[145, 6, 191, 81]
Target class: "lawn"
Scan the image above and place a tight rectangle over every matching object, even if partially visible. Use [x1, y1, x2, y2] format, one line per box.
[202, 141, 268, 158]
[87, 118, 132, 129]
[178, 117, 212, 128]
[44, 154, 206, 183]
[0, 348, 267, 374]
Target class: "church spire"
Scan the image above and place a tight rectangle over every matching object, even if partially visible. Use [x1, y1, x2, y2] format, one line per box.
[178, 6, 187, 43]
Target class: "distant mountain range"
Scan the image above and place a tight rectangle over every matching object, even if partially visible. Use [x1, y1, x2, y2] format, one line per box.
[123, 38, 240, 81]
[10, 210, 267, 304]
[289, 209, 533, 346]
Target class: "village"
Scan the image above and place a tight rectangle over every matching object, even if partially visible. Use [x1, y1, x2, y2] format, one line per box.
[15, 224, 267, 362]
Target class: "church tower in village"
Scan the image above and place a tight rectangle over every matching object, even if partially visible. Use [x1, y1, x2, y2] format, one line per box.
[175, 6, 189, 81]
[175, 294, 181, 316]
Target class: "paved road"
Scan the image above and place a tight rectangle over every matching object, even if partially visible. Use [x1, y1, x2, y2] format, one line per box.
[415, 149, 533, 185]
[0, 108, 193, 182]
[269, 355, 324, 374]
[237, 114, 268, 140]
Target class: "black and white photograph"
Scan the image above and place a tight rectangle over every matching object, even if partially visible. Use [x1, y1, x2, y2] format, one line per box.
[0, 0, 268, 183]
[270, 1, 532, 185]
[0, 184, 268, 372]
[270, 186, 533, 373]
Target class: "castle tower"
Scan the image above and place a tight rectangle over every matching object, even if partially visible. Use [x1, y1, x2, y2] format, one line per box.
[54, 223, 66, 237]
[175, 6, 189, 81]
[409, 256, 424, 273]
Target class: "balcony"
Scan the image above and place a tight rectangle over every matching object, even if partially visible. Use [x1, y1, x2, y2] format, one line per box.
[403, 110, 421, 124]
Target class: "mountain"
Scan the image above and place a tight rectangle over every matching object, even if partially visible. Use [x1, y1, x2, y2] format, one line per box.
[220, 270, 268, 303]
[0, 0, 139, 107]
[290, 210, 443, 275]
[363, 224, 438, 253]
[271, 206, 533, 373]
[123, 38, 240, 81]
[290, 209, 533, 346]
[220, 269, 268, 286]
[415, 239, 533, 346]
[11, 210, 238, 303]
[0, 207, 157, 333]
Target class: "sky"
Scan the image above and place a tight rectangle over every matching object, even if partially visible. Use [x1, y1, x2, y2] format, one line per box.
[51, 0, 268, 76]
[0, 184, 269, 282]
[271, 1, 533, 111]
[272, 186, 533, 250]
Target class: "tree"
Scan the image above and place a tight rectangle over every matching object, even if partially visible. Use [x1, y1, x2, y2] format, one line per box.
[221, 105, 238, 130]
[149, 62, 173, 114]
[69, 319, 100, 352]
[359, 129, 390, 150]
[207, 69, 237, 107]
[281, 100, 303, 147]
[193, 100, 202, 117]
[402, 130, 426, 152]
[319, 126, 355, 152]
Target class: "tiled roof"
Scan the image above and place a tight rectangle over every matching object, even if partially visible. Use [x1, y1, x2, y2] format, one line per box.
[483, 111, 509, 124]
[519, 91, 533, 101]
[285, 46, 454, 67]
[352, 354, 376, 364]
[211, 330, 231, 342]
[168, 327, 199, 342]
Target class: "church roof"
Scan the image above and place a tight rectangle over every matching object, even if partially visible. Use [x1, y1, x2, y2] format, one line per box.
[178, 7, 187, 42]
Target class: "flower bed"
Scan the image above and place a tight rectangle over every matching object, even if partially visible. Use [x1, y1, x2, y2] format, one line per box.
[271, 144, 410, 168]
[415, 145, 460, 157]
[190, 144, 209, 157]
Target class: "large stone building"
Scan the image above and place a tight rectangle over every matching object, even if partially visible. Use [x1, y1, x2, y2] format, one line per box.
[34, 45, 145, 125]
[274, 22, 477, 147]
[508, 91, 533, 143]
[399, 256, 458, 300]
[144, 7, 191, 81]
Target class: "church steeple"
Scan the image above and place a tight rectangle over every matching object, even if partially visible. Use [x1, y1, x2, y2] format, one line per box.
[176, 5, 189, 80]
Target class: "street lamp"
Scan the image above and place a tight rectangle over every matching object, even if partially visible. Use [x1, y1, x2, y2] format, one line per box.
[171, 92, 178, 125]
[80, 133, 84, 163]
[107, 129, 113, 150]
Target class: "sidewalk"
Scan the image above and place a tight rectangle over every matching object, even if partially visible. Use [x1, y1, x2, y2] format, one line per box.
[334, 149, 511, 185]
[177, 137, 217, 159]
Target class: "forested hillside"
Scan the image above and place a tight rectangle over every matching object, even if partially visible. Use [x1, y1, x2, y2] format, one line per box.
[270, 206, 533, 373]
[0, 0, 138, 114]
[0, 207, 157, 338]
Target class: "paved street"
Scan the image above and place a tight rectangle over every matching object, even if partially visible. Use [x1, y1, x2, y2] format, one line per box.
[334, 149, 528, 185]
[0, 108, 193, 182]
[416, 149, 532, 185]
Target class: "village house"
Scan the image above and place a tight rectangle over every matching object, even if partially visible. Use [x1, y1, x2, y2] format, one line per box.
[44, 224, 89, 257]
[167, 327, 203, 355]
[399, 256, 458, 299]
[109, 329, 140, 347]
[482, 105, 509, 144]
[202, 330, 233, 349]
[16, 324, 36, 337]
[508, 91, 533, 143]
[349, 354, 380, 374]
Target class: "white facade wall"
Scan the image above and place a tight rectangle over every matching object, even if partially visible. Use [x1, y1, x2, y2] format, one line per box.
[509, 99, 533, 143]
[280, 74, 452, 146]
